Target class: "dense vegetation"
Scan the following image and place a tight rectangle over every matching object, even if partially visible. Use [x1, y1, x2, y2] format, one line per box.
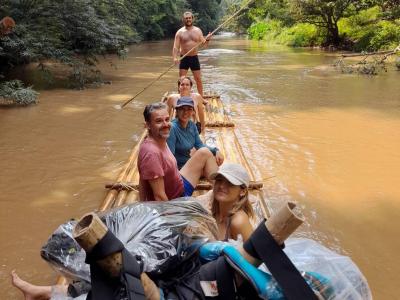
[0, 0, 221, 104]
[1, 0, 398, 104]
[231, 0, 399, 50]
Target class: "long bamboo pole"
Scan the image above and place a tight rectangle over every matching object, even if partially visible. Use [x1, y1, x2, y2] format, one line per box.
[118, 0, 256, 109]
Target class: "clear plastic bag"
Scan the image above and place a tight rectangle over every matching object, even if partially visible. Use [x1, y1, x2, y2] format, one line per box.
[41, 199, 219, 282]
[259, 238, 372, 300]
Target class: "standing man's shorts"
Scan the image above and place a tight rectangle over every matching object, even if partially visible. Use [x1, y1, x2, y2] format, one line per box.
[179, 55, 201, 71]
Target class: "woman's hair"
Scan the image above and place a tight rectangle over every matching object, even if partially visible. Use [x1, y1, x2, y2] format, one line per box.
[143, 102, 167, 123]
[211, 185, 254, 220]
[177, 76, 193, 89]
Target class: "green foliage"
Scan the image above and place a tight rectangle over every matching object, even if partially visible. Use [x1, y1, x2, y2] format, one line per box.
[278, 23, 323, 47]
[243, 0, 399, 51]
[339, 7, 400, 51]
[0, 80, 38, 105]
[370, 20, 400, 50]
[247, 19, 284, 40]
[247, 22, 270, 40]
[0, 0, 221, 98]
[186, 0, 220, 33]
[248, 19, 323, 47]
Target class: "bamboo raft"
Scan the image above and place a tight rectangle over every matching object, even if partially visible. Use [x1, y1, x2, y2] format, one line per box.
[100, 92, 271, 217]
[57, 92, 271, 285]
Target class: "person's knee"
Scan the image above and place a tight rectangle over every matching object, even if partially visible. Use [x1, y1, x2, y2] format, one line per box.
[196, 147, 213, 159]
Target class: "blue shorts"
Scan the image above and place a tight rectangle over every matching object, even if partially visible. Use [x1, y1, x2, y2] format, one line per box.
[181, 175, 195, 197]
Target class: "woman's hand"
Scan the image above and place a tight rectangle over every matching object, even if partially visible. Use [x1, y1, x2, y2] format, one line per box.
[215, 150, 224, 166]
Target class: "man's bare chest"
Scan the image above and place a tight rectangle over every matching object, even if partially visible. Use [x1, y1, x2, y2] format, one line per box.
[180, 30, 200, 43]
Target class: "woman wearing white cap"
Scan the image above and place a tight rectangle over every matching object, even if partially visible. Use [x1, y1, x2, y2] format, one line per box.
[206, 163, 255, 241]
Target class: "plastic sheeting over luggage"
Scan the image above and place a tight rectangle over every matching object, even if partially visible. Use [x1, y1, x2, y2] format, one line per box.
[259, 238, 372, 300]
[41, 199, 371, 300]
[41, 199, 218, 282]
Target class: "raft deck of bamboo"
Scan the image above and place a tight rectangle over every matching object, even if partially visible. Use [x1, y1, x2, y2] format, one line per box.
[100, 92, 271, 218]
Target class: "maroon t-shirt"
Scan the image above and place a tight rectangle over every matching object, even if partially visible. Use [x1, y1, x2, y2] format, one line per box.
[138, 138, 184, 201]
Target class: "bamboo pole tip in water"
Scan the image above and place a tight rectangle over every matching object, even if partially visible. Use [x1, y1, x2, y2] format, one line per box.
[114, 104, 122, 110]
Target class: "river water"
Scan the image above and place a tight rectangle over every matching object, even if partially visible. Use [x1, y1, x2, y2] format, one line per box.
[1, 36, 399, 299]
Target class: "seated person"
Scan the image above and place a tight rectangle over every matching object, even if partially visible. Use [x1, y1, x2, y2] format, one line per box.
[138, 102, 219, 201]
[196, 163, 255, 241]
[166, 76, 207, 133]
[167, 96, 224, 170]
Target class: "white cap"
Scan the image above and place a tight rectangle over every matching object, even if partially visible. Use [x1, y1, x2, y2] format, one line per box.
[210, 163, 250, 187]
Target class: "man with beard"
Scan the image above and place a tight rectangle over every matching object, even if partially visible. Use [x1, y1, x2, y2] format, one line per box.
[173, 11, 211, 97]
[138, 102, 219, 201]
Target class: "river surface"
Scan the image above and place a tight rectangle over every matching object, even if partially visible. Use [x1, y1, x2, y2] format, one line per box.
[1, 36, 399, 299]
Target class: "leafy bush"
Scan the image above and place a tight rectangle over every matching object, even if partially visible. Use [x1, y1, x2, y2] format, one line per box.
[248, 20, 284, 41]
[247, 22, 269, 40]
[339, 7, 400, 51]
[0, 0, 221, 96]
[0, 80, 38, 105]
[369, 21, 400, 50]
[278, 23, 323, 47]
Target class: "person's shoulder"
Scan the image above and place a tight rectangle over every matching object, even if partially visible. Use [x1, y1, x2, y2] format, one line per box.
[188, 120, 197, 130]
[167, 94, 179, 105]
[140, 138, 159, 152]
[231, 210, 250, 227]
[191, 92, 201, 101]
[176, 27, 186, 34]
[169, 119, 180, 132]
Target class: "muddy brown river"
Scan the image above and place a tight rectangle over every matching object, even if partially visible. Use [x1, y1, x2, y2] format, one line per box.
[1, 36, 399, 299]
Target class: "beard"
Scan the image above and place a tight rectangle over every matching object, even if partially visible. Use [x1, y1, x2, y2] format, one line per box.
[159, 131, 170, 139]
[159, 127, 171, 139]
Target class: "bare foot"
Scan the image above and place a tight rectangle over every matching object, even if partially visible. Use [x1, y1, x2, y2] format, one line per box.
[11, 270, 52, 300]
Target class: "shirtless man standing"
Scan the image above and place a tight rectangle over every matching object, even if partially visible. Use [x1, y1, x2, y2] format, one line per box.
[173, 11, 211, 97]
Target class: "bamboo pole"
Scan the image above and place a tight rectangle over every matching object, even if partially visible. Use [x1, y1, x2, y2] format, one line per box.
[265, 202, 304, 245]
[99, 131, 146, 211]
[105, 181, 263, 191]
[118, 0, 256, 109]
[73, 213, 122, 277]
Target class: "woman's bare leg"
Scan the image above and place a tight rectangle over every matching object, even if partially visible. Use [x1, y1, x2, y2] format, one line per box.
[11, 270, 67, 300]
[12, 270, 160, 300]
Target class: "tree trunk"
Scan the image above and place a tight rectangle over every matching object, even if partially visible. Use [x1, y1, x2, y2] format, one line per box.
[326, 19, 340, 46]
